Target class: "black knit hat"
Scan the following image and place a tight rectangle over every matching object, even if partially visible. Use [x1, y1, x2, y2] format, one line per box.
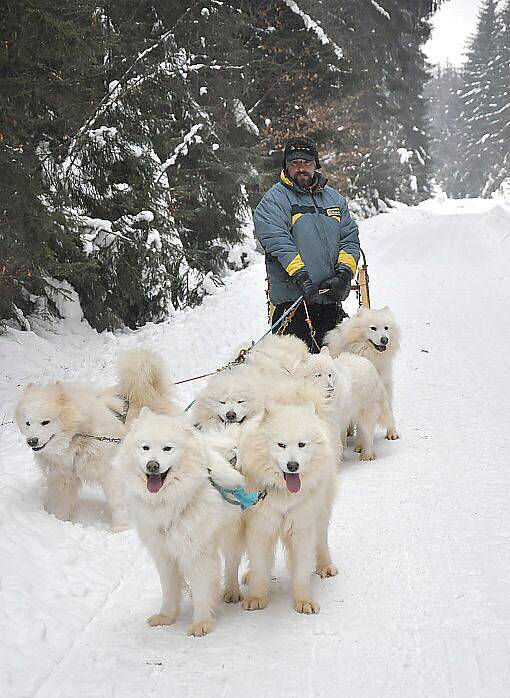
[282, 136, 321, 169]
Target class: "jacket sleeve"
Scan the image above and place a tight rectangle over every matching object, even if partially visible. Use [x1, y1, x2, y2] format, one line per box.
[253, 192, 305, 277]
[336, 199, 360, 276]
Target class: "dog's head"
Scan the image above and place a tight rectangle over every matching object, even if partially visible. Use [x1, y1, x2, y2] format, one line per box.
[121, 408, 202, 496]
[357, 306, 400, 354]
[262, 401, 326, 494]
[299, 347, 337, 400]
[15, 382, 79, 457]
[202, 366, 261, 425]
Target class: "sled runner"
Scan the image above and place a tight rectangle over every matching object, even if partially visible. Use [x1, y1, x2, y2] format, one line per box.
[352, 247, 371, 309]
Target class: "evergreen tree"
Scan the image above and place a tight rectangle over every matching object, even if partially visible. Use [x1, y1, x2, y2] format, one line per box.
[457, 0, 501, 197]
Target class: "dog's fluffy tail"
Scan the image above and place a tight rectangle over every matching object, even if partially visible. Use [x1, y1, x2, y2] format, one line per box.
[117, 349, 178, 422]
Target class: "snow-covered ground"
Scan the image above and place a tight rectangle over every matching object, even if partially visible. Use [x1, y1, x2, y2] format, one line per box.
[1, 198, 509, 698]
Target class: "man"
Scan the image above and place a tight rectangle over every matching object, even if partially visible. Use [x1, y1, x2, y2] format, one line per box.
[253, 136, 360, 352]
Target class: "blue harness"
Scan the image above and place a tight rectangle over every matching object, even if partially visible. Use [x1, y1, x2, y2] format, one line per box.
[208, 474, 266, 510]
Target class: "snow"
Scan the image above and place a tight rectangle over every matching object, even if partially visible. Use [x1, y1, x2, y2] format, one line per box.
[1, 198, 510, 696]
[232, 99, 260, 136]
[282, 0, 344, 60]
[370, 1, 391, 20]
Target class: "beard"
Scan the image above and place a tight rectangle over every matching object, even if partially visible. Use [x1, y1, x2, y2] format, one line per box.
[293, 171, 314, 188]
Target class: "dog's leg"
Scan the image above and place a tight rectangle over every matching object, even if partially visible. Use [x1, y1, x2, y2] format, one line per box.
[355, 408, 377, 461]
[100, 472, 129, 532]
[222, 520, 244, 603]
[147, 555, 181, 627]
[379, 394, 399, 441]
[45, 471, 80, 521]
[242, 513, 277, 611]
[184, 553, 221, 636]
[315, 495, 337, 579]
[288, 525, 320, 614]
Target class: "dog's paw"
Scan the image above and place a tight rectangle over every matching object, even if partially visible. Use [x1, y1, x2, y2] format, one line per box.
[223, 589, 242, 604]
[242, 595, 269, 611]
[147, 613, 176, 627]
[294, 598, 320, 614]
[359, 450, 376, 461]
[187, 619, 215, 637]
[316, 563, 338, 579]
[385, 430, 400, 441]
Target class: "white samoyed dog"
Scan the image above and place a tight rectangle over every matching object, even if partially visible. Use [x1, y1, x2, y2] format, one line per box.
[15, 349, 177, 530]
[192, 364, 262, 429]
[324, 306, 401, 409]
[116, 408, 248, 636]
[245, 333, 310, 376]
[301, 347, 398, 460]
[238, 401, 337, 614]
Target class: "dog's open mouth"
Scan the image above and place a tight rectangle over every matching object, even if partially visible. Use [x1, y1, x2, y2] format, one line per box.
[369, 340, 387, 352]
[146, 469, 170, 494]
[32, 435, 55, 452]
[283, 472, 301, 494]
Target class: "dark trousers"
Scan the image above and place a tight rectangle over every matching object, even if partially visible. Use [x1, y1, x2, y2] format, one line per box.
[272, 301, 346, 353]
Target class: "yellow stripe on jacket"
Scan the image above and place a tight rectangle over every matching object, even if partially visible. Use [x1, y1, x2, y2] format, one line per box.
[286, 254, 305, 276]
[337, 250, 357, 275]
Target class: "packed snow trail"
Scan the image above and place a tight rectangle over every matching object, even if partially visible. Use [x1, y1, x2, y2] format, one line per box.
[1, 198, 509, 698]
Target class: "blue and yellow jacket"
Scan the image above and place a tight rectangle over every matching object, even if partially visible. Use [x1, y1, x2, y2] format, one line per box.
[253, 171, 360, 305]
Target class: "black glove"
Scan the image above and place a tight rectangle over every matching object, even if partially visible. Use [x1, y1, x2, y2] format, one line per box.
[293, 268, 319, 303]
[322, 266, 352, 302]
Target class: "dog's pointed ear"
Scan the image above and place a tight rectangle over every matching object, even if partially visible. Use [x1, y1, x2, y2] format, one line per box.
[320, 346, 330, 356]
[304, 401, 316, 415]
[138, 406, 153, 419]
[263, 399, 279, 419]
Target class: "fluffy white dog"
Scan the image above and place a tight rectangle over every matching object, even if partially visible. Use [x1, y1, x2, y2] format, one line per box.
[238, 401, 337, 614]
[324, 306, 401, 409]
[192, 363, 263, 429]
[302, 347, 398, 460]
[116, 408, 247, 636]
[245, 333, 310, 375]
[15, 349, 176, 530]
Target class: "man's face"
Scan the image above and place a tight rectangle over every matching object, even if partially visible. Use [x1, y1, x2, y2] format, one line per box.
[287, 158, 315, 189]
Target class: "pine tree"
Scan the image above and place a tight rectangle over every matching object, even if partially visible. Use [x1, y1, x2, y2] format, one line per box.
[458, 0, 501, 197]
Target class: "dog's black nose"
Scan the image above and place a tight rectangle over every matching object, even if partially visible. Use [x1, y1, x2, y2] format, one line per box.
[226, 411, 237, 422]
[380, 336, 388, 345]
[287, 461, 299, 472]
[146, 460, 160, 474]
[27, 437, 39, 448]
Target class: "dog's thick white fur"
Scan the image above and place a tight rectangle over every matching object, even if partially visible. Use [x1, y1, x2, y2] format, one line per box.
[302, 347, 398, 460]
[192, 364, 263, 430]
[15, 349, 176, 530]
[238, 401, 337, 614]
[116, 408, 245, 636]
[324, 306, 400, 407]
[245, 333, 310, 375]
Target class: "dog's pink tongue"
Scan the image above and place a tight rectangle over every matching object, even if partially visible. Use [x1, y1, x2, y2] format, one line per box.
[147, 474, 163, 493]
[284, 472, 301, 493]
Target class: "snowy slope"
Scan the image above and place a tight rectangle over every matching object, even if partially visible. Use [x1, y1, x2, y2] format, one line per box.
[1, 198, 509, 698]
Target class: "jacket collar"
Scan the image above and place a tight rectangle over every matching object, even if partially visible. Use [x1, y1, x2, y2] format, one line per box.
[279, 169, 328, 194]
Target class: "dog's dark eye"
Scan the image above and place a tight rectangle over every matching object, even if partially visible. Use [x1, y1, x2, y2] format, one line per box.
[142, 445, 150, 451]
[163, 446, 172, 452]
[237, 400, 245, 404]
[315, 373, 322, 379]
[328, 374, 332, 379]
[26, 421, 30, 427]
[384, 326, 388, 331]
[41, 420, 50, 426]
[298, 442, 306, 448]
[370, 326, 377, 331]
[278, 442, 286, 449]
[219, 401, 226, 405]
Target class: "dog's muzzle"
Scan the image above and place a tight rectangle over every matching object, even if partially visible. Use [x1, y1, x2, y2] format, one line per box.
[145, 460, 170, 494]
[369, 339, 387, 352]
[28, 434, 55, 451]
